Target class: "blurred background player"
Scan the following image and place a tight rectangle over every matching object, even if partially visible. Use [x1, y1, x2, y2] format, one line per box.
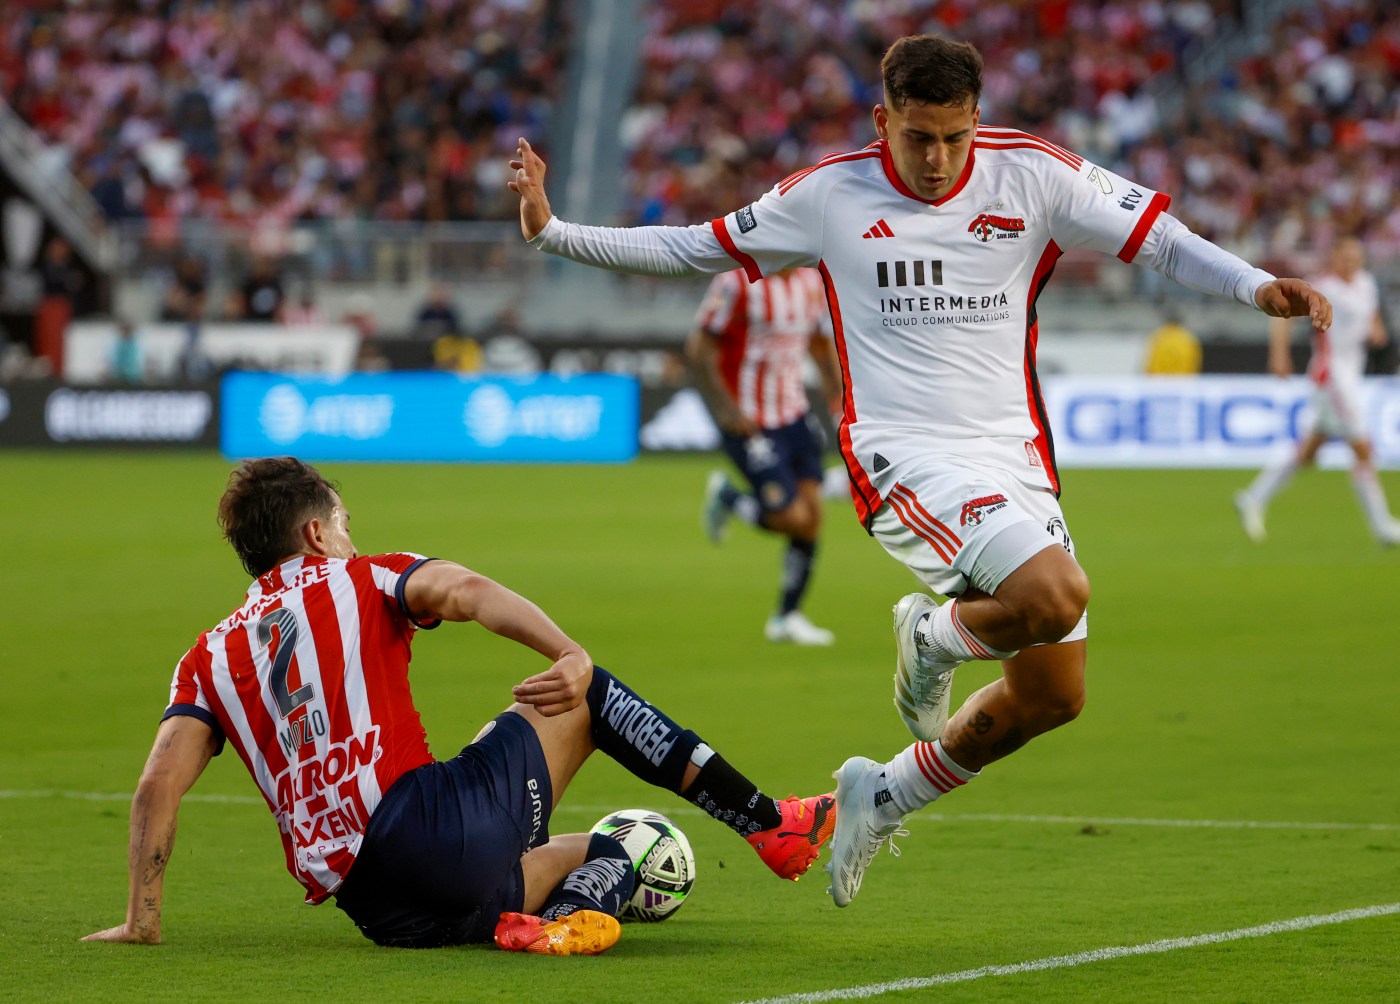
[82, 458, 835, 954]
[687, 267, 843, 646]
[507, 34, 1331, 909]
[1235, 238, 1399, 545]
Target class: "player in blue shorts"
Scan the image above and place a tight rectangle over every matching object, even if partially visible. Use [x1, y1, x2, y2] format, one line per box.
[82, 458, 837, 955]
[688, 268, 844, 646]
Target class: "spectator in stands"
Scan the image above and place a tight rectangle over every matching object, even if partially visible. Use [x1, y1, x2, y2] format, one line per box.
[1143, 311, 1202, 375]
[39, 236, 93, 318]
[284, 286, 323, 326]
[108, 321, 143, 384]
[413, 283, 465, 340]
[160, 255, 207, 324]
[239, 256, 286, 323]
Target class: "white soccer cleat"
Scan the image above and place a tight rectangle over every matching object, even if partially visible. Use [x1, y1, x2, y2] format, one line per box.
[765, 611, 835, 646]
[892, 593, 958, 741]
[824, 756, 907, 908]
[1234, 491, 1266, 544]
[702, 470, 731, 544]
[1378, 520, 1400, 547]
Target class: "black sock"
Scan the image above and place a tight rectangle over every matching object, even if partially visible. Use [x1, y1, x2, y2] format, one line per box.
[779, 538, 816, 615]
[687, 752, 781, 838]
[540, 833, 635, 921]
[585, 666, 702, 792]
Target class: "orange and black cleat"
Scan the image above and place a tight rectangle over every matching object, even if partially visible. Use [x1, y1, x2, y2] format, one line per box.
[493, 910, 622, 956]
[746, 793, 837, 880]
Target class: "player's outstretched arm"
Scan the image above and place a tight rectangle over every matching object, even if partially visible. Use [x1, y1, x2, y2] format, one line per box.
[82, 715, 217, 945]
[403, 560, 593, 715]
[685, 328, 757, 437]
[508, 137, 553, 241]
[1255, 278, 1332, 331]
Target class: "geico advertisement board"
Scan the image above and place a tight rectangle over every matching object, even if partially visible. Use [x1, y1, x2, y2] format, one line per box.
[221, 372, 639, 462]
[1042, 375, 1400, 469]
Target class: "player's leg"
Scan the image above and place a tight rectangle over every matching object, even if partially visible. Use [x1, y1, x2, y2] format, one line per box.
[1237, 398, 1327, 542]
[701, 431, 778, 543]
[1345, 437, 1400, 543]
[762, 420, 833, 644]
[507, 669, 835, 882]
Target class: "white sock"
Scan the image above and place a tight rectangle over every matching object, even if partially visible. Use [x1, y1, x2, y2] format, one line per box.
[919, 599, 1017, 663]
[1349, 463, 1396, 537]
[1244, 455, 1298, 507]
[733, 495, 762, 525]
[885, 739, 978, 816]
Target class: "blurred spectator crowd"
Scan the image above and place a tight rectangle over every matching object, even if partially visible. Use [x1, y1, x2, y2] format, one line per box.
[621, 0, 1400, 277]
[0, 0, 570, 234]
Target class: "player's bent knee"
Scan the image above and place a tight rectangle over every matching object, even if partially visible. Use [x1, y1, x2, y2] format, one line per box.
[1025, 572, 1089, 642]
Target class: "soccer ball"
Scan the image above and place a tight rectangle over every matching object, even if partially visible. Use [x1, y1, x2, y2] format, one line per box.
[589, 809, 696, 923]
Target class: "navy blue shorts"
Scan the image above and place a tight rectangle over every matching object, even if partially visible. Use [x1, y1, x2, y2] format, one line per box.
[333, 711, 553, 947]
[722, 416, 824, 513]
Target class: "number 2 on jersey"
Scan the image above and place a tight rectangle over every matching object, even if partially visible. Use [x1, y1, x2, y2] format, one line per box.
[257, 607, 315, 718]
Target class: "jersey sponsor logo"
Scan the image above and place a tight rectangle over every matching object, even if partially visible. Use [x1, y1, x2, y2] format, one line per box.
[959, 494, 1009, 526]
[1086, 166, 1114, 195]
[736, 205, 758, 233]
[862, 218, 895, 239]
[876, 260, 943, 287]
[879, 290, 1011, 326]
[967, 213, 1026, 242]
[1118, 188, 1144, 211]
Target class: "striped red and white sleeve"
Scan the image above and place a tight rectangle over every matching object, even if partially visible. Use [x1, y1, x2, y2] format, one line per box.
[360, 552, 442, 630]
[163, 641, 226, 753]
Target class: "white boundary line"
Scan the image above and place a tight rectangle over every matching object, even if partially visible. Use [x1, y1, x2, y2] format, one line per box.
[7, 790, 1400, 832]
[738, 903, 1400, 1004]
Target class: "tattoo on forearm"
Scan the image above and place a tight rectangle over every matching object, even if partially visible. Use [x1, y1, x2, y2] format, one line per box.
[972, 710, 995, 735]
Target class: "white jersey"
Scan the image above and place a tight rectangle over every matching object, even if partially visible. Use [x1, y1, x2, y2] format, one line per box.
[533, 126, 1275, 527]
[1307, 270, 1379, 386]
[694, 268, 828, 429]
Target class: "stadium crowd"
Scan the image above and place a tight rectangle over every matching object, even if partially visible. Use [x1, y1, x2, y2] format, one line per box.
[620, 1, 1400, 276]
[0, 0, 571, 230]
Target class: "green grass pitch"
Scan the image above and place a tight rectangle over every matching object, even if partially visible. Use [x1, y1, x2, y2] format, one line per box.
[2, 451, 1398, 1002]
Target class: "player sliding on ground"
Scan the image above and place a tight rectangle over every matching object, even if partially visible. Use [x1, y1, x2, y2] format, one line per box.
[508, 35, 1331, 907]
[82, 458, 834, 954]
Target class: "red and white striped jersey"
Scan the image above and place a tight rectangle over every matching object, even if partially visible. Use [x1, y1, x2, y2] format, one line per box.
[709, 130, 1173, 522]
[1308, 270, 1379, 386]
[694, 268, 829, 429]
[165, 552, 438, 904]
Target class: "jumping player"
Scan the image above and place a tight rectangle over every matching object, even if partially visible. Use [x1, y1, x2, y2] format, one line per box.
[688, 267, 843, 645]
[1235, 237, 1399, 545]
[507, 35, 1330, 907]
[82, 458, 835, 953]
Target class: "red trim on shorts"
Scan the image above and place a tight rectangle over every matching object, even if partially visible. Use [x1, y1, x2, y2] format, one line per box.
[1117, 191, 1172, 263]
[711, 217, 762, 283]
[887, 490, 956, 564]
[892, 484, 963, 548]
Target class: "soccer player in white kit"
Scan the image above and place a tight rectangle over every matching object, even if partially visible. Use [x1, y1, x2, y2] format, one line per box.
[1235, 237, 1399, 545]
[507, 35, 1333, 907]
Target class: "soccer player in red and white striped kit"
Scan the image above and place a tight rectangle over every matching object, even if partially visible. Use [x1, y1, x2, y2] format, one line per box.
[507, 35, 1332, 907]
[82, 457, 834, 954]
[688, 266, 844, 645]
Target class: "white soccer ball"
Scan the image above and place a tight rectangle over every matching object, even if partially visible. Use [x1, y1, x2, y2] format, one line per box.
[589, 809, 696, 922]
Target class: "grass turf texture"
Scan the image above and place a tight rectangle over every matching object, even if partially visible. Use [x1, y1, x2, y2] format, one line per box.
[2, 451, 1398, 1002]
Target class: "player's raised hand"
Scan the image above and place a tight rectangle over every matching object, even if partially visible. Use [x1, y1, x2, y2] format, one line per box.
[512, 648, 593, 716]
[508, 137, 553, 241]
[1255, 278, 1332, 331]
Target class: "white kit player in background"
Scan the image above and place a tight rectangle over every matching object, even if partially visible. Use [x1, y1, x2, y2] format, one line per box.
[508, 35, 1332, 908]
[1235, 237, 1399, 545]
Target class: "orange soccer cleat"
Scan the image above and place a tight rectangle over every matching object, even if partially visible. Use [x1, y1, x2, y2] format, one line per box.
[746, 793, 837, 880]
[493, 910, 622, 956]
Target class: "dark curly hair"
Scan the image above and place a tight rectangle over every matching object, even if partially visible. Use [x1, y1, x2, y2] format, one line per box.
[218, 457, 340, 577]
[881, 34, 983, 110]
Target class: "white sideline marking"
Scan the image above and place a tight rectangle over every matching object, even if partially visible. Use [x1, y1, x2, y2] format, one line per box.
[7, 790, 1400, 833]
[739, 903, 1400, 1004]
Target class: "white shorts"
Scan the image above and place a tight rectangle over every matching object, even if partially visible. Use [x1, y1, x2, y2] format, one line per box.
[1308, 377, 1367, 441]
[869, 457, 1087, 643]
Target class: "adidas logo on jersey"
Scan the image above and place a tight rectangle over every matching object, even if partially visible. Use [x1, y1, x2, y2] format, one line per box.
[862, 219, 895, 239]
